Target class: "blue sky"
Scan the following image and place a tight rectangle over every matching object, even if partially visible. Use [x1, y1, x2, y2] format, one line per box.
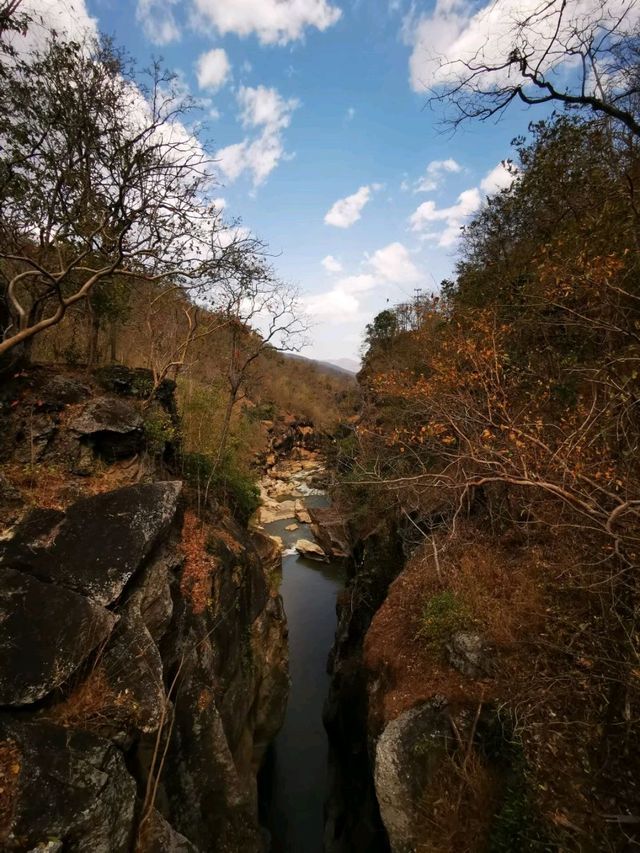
[31, 0, 542, 362]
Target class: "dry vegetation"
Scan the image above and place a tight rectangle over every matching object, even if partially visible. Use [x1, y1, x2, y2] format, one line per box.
[0, 739, 20, 845]
[341, 111, 640, 849]
[180, 510, 219, 615]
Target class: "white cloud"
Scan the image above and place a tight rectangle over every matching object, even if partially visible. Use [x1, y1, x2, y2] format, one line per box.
[15, 0, 98, 50]
[192, 0, 342, 45]
[403, 0, 640, 95]
[325, 185, 375, 228]
[480, 162, 515, 194]
[308, 244, 422, 322]
[322, 255, 343, 274]
[136, 0, 180, 44]
[346, 106, 355, 121]
[368, 242, 421, 283]
[305, 274, 376, 320]
[217, 85, 299, 188]
[415, 158, 461, 192]
[409, 187, 482, 246]
[196, 48, 231, 92]
[237, 85, 298, 131]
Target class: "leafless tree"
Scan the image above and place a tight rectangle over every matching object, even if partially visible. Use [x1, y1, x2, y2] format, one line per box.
[206, 265, 308, 477]
[427, 0, 640, 137]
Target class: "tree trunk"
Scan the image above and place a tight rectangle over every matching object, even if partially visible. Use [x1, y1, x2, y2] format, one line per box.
[86, 301, 100, 366]
[109, 320, 117, 362]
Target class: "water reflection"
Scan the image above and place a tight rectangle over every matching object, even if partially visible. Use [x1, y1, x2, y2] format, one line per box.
[259, 502, 345, 853]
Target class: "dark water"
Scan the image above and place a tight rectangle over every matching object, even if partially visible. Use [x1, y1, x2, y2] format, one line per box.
[259, 500, 345, 853]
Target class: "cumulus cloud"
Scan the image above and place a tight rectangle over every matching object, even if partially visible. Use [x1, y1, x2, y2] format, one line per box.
[305, 274, 376, 320]
[15, 0, 97, 51]
[480, 161, 515, 194]
[192, 0, 342, 45]
[322, 255, 343, 274]
[409, 187, 481, 247]
[325, 185, 377, 228]
[237, 85, 298, 131]
[217, 85, 299, 188]
[196, 48, 231, 92]
[309, 243, 423, 321]
[136, 0, 180, 44]
[368, 242, 421, 283]
[403, 0, 640, 95]
[415, 158, 461, 192]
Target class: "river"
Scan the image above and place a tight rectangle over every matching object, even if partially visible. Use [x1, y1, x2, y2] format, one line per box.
[259, 493, 345, 853]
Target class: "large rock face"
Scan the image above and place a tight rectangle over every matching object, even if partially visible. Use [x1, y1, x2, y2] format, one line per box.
[0, 481, 183, 605]
[0, 567, 116, 705]
[0, 469, 288, 851]
[0, 717, 137, 852]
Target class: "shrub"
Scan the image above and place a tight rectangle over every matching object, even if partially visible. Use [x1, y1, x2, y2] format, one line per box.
[180, 451, 260, 526]
[143, 408, 178, 455]
[417, 590, 472, 647]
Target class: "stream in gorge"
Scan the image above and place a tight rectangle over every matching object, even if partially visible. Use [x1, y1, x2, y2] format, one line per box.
[256, 460, 346, 853]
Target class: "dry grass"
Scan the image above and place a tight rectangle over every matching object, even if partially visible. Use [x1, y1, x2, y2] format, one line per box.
[0, 740, 21, 844]
[364, 513, 640, 849]
[180, 510, 219, 614]
[416, 749, 497, 853]
[1, 456, 142, 527]
[50, 666, 134, 732]
[363, 524, 544, 728]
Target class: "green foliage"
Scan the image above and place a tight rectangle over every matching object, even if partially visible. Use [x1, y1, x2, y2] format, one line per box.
[417, 591, 472, 647]
[364, 309, 399, 354]
[246, 401, 276, 422]
[213, 459, 260, 526]
[180, 450, 260, 526]
[144, 408, 178, 455]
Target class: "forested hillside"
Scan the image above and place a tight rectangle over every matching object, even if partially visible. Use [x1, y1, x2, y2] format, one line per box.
[331, 113, 640, 849]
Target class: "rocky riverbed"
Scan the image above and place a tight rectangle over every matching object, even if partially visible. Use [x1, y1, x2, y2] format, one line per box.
[250, 451, 349, 564]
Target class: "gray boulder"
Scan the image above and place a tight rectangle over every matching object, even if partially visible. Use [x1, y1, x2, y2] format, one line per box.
[0, 567, 116, 705]
[374, 700, 450, 853]
[69, 396, 143, 459]
[294, 538, 329, 562]
[446, 631, 490, 678]
[0, 717, 136, 852]
[0, 481, 182, 605]
[40, 375, 91, 411]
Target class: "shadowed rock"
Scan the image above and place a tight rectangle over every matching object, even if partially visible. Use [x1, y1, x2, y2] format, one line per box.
[69, 396, 143, 459]
[137, 810, 200, 852]
[0, 481, 182, 606]
[0, 717, 136, 851]
[0, 567, 116, 705]
[100, 611, 165, 733]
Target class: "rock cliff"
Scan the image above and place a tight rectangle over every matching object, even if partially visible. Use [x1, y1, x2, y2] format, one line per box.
[0, 366, 288, 852]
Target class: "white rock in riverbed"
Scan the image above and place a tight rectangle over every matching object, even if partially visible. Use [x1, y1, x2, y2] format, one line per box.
[294, 538, 328, 562]
[257, 500, 297, 524]
[294, 500, 312, 524]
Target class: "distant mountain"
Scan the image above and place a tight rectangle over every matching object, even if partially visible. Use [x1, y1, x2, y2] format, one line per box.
[326, 358, 360, 374]
[280, 352, 358, 380]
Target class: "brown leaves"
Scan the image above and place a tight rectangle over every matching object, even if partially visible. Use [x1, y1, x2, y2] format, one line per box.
[180, 510, 218, 615]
